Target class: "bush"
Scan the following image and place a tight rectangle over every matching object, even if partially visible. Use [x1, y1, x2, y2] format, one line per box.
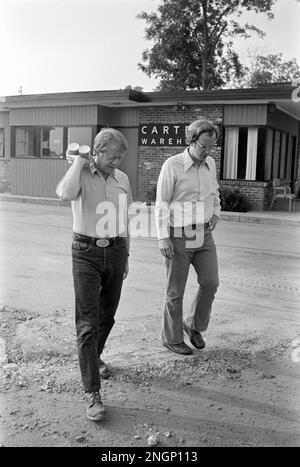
[220, 187, 250, 212]
[0, 179, 10, 193]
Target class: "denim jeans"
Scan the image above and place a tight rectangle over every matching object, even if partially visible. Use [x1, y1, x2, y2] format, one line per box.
[72, 237, 127, 393]
[162, 225, 219, 345]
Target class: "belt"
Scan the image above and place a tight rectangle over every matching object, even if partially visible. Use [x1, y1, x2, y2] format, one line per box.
[171, 223, 209, 231]
[73, 233, 119, 248]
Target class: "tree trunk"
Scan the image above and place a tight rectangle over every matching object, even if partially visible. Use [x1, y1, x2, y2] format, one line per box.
[201, 0, 208, 90]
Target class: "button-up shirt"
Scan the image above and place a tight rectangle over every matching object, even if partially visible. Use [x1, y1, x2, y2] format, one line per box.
[72, 161, 133, 238]
[155, 148, 221, 240]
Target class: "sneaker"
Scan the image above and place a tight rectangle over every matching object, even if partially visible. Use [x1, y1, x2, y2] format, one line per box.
[99, 358, 111, 379]
[85, 391, 106, 421]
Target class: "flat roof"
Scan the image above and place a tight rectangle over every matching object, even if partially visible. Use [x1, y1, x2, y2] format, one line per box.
[0, 83, 299, 119]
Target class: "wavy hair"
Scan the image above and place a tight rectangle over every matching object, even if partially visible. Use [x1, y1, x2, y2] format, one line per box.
[93, 128, 128, 154]
[186, 119, 219, 145]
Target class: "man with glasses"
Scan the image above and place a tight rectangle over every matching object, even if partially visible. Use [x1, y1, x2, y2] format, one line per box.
[155, 119, 220, 355]
[56, 128, 132, 421]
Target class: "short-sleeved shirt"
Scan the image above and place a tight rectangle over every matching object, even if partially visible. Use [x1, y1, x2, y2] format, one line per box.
[71, 161, 133, 238]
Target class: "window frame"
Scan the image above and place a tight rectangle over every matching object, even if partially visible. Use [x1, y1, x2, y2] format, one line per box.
[40, 126, 64, 159]
[0, 128, 5, 157]
[222, 124, 296, 183]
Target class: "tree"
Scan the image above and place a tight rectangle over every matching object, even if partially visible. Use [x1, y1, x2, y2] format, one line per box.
[243, 53, 300, 87]
[123, 84, 144, 92]
[138, 0, 278, 91]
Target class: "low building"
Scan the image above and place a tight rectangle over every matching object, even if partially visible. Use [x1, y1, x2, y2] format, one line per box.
[0, 83, 299, 210]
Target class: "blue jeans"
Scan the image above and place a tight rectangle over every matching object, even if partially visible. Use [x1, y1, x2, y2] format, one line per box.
[72, 236, 127, 393]
[162, 225, 219, 344]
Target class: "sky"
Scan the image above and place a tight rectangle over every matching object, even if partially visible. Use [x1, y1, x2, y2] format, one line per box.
[0, 0, 300, 97]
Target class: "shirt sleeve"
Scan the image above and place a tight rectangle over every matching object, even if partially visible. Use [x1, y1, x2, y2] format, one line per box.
[155, 159, 176, 240]
[125, 174, 133, 207]
[211, 159, 221, 218]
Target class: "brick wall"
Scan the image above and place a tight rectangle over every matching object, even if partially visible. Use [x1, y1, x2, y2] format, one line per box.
[0, 160, 11, 192]
[220, 180, 273, 211]
[137, 105, 223, 200]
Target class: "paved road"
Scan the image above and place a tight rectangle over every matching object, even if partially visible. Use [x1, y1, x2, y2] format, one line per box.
[0, 200, 299, 360]
[1, 201, 300, 447]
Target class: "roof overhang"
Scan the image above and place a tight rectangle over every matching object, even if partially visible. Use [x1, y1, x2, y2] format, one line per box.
[0, 84, 299, 119]
[0, 89, 149, 109]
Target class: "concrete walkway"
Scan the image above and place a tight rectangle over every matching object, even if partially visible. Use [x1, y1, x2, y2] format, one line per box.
[1, 192, 300, 227]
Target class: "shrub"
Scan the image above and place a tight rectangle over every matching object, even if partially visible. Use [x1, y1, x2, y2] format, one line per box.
[0, 178, 10, 193]
[219, 187, 250, 212]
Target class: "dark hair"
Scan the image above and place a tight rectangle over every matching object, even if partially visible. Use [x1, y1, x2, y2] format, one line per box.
[186, 119, 219, 145]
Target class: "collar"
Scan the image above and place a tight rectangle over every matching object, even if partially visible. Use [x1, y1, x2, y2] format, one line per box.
[89, 158, 118, 181]
[183, 148, 210, 172]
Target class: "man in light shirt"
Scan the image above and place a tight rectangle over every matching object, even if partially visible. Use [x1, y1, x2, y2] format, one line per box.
[155, 119, 220, 355]
[56, 128, 132, 421]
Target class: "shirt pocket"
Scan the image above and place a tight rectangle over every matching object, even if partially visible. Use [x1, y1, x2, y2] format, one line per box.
[118, 184, 128, 194]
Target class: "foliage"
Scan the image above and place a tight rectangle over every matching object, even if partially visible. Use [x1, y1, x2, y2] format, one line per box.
[0, 178, 10, 193]
[243, 53, 300, 87]
[220, 187, 250, 212]
[138, 0, 277, 91]
[123, 84, 144, 92]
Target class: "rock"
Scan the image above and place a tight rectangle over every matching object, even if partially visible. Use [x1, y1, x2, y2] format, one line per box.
[3, 363, 18, 371]
[164, 431, 172, 438]
[147, 435, 158, 447]
[76, 435, 86, 443]
[0, 337, 7, 363]
[134, 435, 141, 440]
[226, 367, 238, 374]
[17, 377, 29, 388]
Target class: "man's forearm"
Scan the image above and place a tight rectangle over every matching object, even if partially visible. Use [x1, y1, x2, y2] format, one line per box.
[125, 234, 130, 256]
[56, 158, 85, 201]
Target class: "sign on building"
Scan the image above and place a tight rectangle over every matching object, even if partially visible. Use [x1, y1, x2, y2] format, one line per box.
[138, 123, 189, 146]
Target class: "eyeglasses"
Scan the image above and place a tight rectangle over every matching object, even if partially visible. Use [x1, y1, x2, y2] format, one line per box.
[196, 141, 217, 151]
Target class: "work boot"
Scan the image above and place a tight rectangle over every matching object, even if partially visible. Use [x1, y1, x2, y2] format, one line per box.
[85, 391, 106, 421]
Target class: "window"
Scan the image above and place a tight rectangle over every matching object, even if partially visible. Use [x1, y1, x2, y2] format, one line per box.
[15, 127, 39, 157]
[67, 127, 92, 147]
[0, 129, 4, 157]
[41, 127, 63, 158]
[223, 126, 260, 181]
[237, 127, 248, 179]
[256, 128, 266, 181]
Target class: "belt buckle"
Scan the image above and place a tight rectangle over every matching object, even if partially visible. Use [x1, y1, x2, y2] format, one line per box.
[96, 238, 110, 248]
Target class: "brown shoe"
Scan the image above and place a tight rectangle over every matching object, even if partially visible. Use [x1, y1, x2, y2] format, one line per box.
[163, 342, 193, 355]
[99, 359, 111, 379]
[183, 323, 205, 349]
[85, 391, 106, 421]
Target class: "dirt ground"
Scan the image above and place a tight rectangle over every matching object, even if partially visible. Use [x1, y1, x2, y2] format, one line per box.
[1, 307, 299, 448]
[0, 202, 300, 447]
